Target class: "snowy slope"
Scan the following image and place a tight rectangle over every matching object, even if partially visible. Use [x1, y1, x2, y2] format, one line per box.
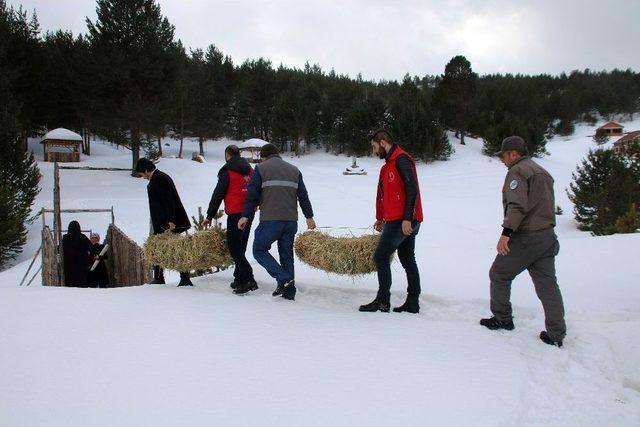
[1, 123, 639, 426]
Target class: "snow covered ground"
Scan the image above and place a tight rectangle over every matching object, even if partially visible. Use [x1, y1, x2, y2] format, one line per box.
[1, 122, 639, 426]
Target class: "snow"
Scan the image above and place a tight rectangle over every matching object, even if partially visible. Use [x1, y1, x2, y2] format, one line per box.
[1, 124, 640, 426]
[42, 127, 83, 142]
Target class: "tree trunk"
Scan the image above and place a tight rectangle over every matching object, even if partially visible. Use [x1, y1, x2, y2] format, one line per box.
[460, 130, 465, 145]
[199, 137, 204, 156]
[179, 98, 184, 159]
[131, 128, 140, 176]
[22, 130, 29, 152]
[157, 135, 163, 157]
[83, 128, 91, 156]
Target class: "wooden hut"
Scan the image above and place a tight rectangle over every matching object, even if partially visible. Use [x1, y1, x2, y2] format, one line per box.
[238, 138, 269, 163]
[41, 128, 83, 162]
[613, 130, 640, 153]
[597, 121, 624, 136]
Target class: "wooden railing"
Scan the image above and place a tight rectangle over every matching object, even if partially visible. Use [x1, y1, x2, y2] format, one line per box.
[106, 224, 151, 287]
[41, 226, 61, 286]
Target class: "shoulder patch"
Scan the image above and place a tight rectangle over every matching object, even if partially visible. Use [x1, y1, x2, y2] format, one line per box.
[509, 180, 518, 190]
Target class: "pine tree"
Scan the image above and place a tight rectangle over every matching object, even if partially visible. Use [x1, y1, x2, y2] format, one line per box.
[593, 128, 609, 145]
[567, 149, 640, 235]
[0, 75, 40, 268]
[0, 0, 42, 143]
[611, 203, 640, 234]
[433, 55, 477, 145]
[86, 0, 178, 173]
[390, 75, 451, 161]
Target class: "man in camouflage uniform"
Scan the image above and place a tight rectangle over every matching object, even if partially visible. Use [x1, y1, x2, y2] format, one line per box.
[480, 136, 566, 347]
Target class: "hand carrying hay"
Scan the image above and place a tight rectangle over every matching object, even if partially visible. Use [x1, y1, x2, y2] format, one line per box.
[143, 228, 233, 272]
[294, 230, 384, 275]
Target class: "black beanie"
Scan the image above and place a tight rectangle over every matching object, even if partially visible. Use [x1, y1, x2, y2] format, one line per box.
[260, 143, 279, 159]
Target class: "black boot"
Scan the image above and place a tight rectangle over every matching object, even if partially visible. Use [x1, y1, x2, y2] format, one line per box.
[151, 266, 165, 284]
[282, 284, 296, 301]
[539, 331, 563, 347]
[234, 280, 258, 295]
[230, 281, 239, 289]
[479, 316, 514, 330]
[272, 279, 294, 297]
[393, 295, 420, 313]
[359, 299, 390, 313]
[177, 272, 193, 287]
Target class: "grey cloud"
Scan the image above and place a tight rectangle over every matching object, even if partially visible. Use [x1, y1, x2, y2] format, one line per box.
[8, 0, 640, 80]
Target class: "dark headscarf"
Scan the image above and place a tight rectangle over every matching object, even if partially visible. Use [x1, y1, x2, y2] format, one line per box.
[64, 220, 83, 248]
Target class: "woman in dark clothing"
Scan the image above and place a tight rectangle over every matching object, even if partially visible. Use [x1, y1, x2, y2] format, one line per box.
[88, 233, 110, 288]
[62, 220, 92, 287]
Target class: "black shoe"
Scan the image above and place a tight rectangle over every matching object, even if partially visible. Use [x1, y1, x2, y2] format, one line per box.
[393, 296, 420, 314]
[359, 299, 390, 313]
[177, 278, 194, 287]
[480, 316, 514, 330]
[539, 331, 563, 347]
[150, 277, 165, 285]
[230, 281, 239, 289]
[282, 285, 296, 301]
[234, 280, 258, 295]
[272, 279, 294, 297]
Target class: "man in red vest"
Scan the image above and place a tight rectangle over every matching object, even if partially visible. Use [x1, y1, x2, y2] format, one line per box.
[204, 145, 256, 291]
[360, 130, 424, 314]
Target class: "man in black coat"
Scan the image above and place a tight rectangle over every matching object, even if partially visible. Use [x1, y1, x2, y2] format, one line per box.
[136, 158, 193, 286]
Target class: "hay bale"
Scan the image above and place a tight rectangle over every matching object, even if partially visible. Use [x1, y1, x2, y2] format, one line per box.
[143, 228, 233, 272]
[294, 230, 382, 275]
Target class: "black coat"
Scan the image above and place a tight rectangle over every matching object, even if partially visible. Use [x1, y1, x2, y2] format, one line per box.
[147, 169, 190, 234]
[62, 227, 92, 287]
[88, 243, 110, 287]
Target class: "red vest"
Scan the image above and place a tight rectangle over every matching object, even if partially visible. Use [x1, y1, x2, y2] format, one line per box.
[224, 170, 253, 214]
[376, 146, 424, 222]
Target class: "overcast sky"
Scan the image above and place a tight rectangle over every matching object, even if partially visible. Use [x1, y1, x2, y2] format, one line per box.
[8, 0, 640, 81]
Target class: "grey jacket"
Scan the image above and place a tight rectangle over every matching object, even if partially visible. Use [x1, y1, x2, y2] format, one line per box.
[502, 157, 556, 234]
[242, 155, 314, 221]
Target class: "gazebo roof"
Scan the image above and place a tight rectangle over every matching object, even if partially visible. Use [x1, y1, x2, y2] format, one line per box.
[238, 138, 269, 149]
[598, 121, 624, 130]
[41, 128, 83, 142]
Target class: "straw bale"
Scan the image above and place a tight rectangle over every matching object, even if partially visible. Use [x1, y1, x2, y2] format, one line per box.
[143, 228, 232, 272]
[294, 230, 383, 275]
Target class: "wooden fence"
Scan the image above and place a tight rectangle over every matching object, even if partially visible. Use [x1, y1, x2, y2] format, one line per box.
[41, 226, 61, 286]
[106, 224, 151, 287]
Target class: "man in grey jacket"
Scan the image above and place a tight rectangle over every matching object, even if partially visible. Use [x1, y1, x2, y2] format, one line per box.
[236, 143, 316, 300]
[480, 136, 566, 347]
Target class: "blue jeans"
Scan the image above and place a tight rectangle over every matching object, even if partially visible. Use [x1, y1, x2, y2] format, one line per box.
[373, 220, 421, 303]
[252, 221, 298, 286]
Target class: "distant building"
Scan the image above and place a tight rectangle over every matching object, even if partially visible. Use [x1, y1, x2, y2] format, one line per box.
[613, 130, 640, 153]
[40, 128, 83, 162]
[238, 138, 269, 163]
[597, 121, 624, 136]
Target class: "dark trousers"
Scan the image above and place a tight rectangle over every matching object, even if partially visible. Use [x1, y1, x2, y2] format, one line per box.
[252, 220, 297, 286]
[373, 220, 421, 303]
[226, 213, 254, 284]
[489, 228, 566, 341]
[152, 229, 190, 281]
[153, 266, 189, 281]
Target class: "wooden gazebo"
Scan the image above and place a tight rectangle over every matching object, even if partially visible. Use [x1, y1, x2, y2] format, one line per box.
[238, 138, 269, 163]
[597, 121, 624, 136]
[41, 128, 83, 162]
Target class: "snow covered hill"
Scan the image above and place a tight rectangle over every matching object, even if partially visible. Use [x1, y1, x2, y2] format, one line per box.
[1, 123, 639, 426]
